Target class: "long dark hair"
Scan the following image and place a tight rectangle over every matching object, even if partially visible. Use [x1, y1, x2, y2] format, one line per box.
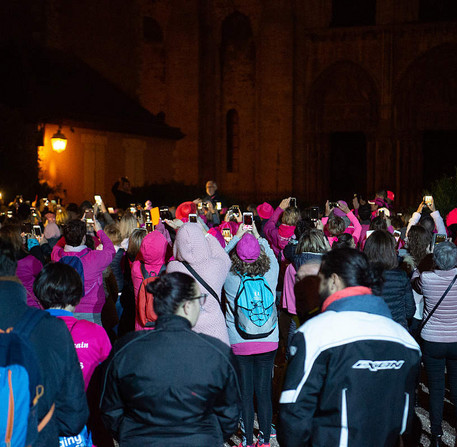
[363, 230, 398, 270]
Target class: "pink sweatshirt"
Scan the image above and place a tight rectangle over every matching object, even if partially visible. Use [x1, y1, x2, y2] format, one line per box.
[47, 309, 112, 390]
[322, 210, 362, 246]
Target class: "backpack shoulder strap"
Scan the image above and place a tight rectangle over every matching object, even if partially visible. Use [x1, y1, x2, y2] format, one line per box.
[140, 261, 156, 279]
[13, 307, 46, 339]
[140, 261, 149, 279]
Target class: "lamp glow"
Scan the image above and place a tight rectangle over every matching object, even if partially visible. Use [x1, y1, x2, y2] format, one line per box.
[51, 128, 67, 153]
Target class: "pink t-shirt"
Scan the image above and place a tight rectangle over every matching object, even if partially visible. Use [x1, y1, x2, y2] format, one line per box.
[47, 309, 112, 390]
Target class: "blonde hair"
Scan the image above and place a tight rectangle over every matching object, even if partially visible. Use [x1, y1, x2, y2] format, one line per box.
[55, 207, 69, 226]
[118, 213, 138, 240]
[296, 229, 330, 254]
[282, 207, 300, 226]
[126, 228, 147, 260]
[104, 223, 123, 246]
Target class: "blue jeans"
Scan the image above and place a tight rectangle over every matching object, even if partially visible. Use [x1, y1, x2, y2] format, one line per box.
[235, 350, 276, 445]
[422, 339, 457, 435]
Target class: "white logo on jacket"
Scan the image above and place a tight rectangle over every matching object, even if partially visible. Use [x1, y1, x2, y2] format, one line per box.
[352, 360, 405, 372]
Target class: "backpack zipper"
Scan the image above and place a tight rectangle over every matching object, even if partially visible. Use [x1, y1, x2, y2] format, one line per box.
[6, 369, 14, 446]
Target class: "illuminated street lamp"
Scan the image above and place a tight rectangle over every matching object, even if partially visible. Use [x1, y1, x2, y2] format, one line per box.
[51, 127, 67, 153]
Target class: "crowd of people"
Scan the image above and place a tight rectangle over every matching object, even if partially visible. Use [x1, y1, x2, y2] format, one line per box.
[1, 180, 457, 447]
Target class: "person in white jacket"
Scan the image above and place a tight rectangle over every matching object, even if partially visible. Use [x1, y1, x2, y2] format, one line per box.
[406, 196, 446, 237]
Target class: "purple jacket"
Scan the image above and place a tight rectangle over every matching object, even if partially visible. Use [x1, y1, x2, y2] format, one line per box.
[51, 231, 115, 313]
[16, 254, 43, 308]
[264, 207, 293, 257]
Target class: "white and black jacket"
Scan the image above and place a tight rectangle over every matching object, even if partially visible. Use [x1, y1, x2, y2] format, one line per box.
[278, 288, 421, 447]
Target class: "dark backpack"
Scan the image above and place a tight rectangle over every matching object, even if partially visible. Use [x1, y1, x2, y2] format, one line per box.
[0, 308, 55, 446]
[234, 274, 277, 339]
[136, 262, 160, 328]
[59, 252, 89, 296]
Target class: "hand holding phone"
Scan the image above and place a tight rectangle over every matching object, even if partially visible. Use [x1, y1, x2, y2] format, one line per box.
[222, 228, 232, 242]
[33, 225, 42, 238]
[242, 212, 253, 230]
[310, 206, 319, 221]
[189, 214, 198, 223]
[84, 208, 94, 223]
[145, 222, 154, 233]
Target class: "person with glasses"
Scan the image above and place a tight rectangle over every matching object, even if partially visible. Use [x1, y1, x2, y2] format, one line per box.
[100, 272, 241, 447]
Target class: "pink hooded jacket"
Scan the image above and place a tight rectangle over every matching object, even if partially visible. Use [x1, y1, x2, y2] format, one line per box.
[16, 254, 43, 308]
[51, 230, 115, 313]
[131, 231, 170, 331]
[264, 207, 295, 257]
[166, 223, 231, 345]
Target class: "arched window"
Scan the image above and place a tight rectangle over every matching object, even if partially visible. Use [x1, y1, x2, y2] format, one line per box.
[226, 109, 239, 173]
[143, 17, 163, 43]
[221, 11, 253, 51]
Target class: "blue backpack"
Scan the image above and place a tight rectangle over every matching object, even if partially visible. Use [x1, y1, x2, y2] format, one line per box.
[0, 307, 54, 447]
[59, 252, 88, 296]
[234, 274, 277, 339]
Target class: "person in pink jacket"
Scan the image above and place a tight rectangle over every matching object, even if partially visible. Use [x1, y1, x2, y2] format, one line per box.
[264, 198, 301, 259]
[34, 262, 112, 389]
[321, 200, 362, 247]
[51, 218, 115, 325]
[166, 222, 231, 345]
[35, 261, 112, 447]
[131, 230, 170, 330]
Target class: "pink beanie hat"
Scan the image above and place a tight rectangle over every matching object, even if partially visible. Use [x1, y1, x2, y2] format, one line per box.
[236, 233, 261, 263]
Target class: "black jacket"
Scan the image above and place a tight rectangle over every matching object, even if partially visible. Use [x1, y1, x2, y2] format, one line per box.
[0, 278, 89, 447]
[279, 290, 421, 447]
[100, 315, 241, 446]
[381, 268, 416, 329]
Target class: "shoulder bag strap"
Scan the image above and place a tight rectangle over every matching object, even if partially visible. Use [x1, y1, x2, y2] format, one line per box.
[420, 274, 457, 331]
[182, 261, 221, 305]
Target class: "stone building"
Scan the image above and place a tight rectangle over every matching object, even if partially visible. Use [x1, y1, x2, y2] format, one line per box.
[3, 0, 457, 207]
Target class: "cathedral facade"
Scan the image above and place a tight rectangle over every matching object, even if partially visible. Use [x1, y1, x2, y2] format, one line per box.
[5, 0, 457, 206]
